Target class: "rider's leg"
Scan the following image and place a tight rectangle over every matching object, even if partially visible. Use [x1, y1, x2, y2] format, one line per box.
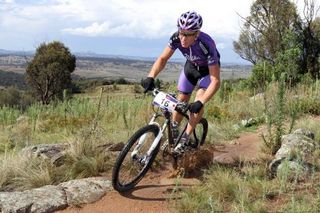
[184, 75, 211, 135]
[173, 69, 194, 124]
[172, 92, 191, 123]
[173, 89, 206, 154]
[173, 72, 210, 155]
[185, 88, 206, 135]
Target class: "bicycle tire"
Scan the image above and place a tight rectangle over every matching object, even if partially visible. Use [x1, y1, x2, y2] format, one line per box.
[189, 118, 208, 148]
[112, 124, 160, 192]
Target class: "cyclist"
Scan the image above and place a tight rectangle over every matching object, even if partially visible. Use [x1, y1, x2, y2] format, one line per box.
[142, 11, 221, 155]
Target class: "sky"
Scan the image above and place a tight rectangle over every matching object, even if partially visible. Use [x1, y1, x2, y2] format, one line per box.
[0, 0, 303, 64]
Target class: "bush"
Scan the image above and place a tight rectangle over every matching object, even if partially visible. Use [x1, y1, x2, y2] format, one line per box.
[247, 62, 273, 92]
[293, 96, 320, 115]
[0, 87, 35, 109]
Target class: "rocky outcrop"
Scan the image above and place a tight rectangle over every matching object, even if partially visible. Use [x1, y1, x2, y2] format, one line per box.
[0, 177, 111, 213]
[20, 142, 124, 166]
[1, 142, 123, 213]
[21, 143, 69, 166]
[269, 129, 319, 179]
[60, 177, 111, 206]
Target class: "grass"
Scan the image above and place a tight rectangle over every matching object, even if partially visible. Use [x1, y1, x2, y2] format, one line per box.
[174, 157, 320, 213]
[0, 79, 319, 213]
[171, 79, 320, 212]
[174, 161, 274, 213]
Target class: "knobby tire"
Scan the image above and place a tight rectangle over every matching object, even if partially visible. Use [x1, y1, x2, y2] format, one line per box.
[112, 124, 160, 192]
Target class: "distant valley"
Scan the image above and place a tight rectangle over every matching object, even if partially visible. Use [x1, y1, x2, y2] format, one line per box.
[0, 52, 252, 88]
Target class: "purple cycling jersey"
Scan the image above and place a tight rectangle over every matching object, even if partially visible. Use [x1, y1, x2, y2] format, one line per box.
[168, 31, 219, 66]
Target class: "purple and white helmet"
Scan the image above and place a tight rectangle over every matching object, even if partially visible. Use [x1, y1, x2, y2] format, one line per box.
[177, 11, 203, 31]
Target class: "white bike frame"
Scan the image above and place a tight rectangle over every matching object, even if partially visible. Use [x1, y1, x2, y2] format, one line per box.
[130, 112, 168, 159]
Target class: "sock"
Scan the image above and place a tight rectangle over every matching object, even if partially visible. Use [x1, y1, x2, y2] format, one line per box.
[181, 132, 190, 145]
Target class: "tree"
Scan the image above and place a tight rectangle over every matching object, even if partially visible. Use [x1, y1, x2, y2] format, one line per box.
[233, 0, 299, 65]
[26, 41, 76, 104]
[296, 0, 320, 79]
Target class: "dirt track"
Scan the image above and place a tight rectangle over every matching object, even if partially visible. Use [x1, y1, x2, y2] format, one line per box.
[56, 131, 262, 213]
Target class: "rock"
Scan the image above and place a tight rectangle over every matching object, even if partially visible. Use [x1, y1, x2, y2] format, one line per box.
[293, 128, 315, 140]
[21, 143, 69, 159]
[59, 177, 111, 206]
[275, 129, 318, 161]
[50, 152, 67, 166]
[269, 129, 318, 178]
[276, 160, 313, 182]
[21, 143, 69, 166]
[0, 177, 112, 212]
[0, 185, 67, 213]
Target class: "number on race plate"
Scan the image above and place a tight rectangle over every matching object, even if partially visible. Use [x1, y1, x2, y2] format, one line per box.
[152, 92, 178, 113]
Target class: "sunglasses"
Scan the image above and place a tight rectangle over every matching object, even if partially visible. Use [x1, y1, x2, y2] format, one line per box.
[179, 31, 197, 37]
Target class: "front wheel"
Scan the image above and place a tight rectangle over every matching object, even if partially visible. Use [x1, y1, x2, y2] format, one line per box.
[112, 124, 161, 192]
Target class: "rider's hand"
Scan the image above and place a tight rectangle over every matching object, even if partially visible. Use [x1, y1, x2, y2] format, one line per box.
[141, 77, 155, 93]
[189, 100, 203, 113]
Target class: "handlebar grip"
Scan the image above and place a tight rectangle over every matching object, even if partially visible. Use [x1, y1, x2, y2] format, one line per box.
[175, 102, 189, 114]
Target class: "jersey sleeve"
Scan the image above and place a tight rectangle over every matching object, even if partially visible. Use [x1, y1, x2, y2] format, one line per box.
[168, 32, 180, 50]
[207, 40, 220, 66]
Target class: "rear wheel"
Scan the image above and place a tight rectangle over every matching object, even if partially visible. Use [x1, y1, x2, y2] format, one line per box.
[189, 118, 208, 148]
[112, 124, 160, 192]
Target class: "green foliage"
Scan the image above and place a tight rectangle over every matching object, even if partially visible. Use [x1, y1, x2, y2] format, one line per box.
[0, 87, 35, 109]
[248, 33, 301, 89]
[154, 78, 163, 89]
[0, 106, 20, 126]
[262, 74, 287, 155]
[234, 0, 298, 64]
[26, 41, 76, 104]
[273, 30, 302, 85]
[296, 14, 320, 79]
[293, 96, 320, 115]
[247, 62, 273, 91]
[235, 0, 320, 82]
[0, 86, 21, 107]
[72, 77, 132, 93]
[0, 70, 28, 90]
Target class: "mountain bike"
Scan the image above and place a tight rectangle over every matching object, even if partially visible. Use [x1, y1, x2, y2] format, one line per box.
[112, 89, 208, 192]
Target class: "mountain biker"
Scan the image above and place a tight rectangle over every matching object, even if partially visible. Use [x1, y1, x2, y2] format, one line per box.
[142, 11, 221, 155]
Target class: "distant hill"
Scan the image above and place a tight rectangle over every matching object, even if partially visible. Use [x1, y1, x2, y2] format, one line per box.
[0, 49, 34, 56]
[0, 50, 252, 85]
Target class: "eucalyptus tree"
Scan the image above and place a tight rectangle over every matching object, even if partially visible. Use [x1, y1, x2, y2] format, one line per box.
[26, 41, 76, 104]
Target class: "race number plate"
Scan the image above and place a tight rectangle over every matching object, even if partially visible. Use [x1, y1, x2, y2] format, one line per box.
[153, 92, 178, 112]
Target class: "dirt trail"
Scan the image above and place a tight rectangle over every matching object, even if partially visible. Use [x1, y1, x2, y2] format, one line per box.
[56, 131, 262, 213]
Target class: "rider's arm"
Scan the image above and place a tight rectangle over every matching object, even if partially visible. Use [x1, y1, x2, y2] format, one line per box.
[148, 46, 175, 78]
[198, 64, 220, 104]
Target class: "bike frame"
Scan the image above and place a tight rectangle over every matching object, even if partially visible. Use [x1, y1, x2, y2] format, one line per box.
[131, 106, 189, 160]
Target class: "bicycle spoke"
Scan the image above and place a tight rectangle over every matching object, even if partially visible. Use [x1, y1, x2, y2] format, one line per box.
[117, 130, 157, 186]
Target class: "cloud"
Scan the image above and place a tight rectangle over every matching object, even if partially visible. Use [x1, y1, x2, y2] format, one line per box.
[59, 0, 253, 38]
[0, 0, 15, 3]
[0, 0, 252, 39]
[62, 22, 112, 36]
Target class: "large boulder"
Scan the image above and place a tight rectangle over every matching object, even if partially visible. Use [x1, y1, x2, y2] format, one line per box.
[0, 185, 67, 213]
[269, 129, 319, 178]
[59, 177, 111, 206]
[0, 177, 111, 213]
